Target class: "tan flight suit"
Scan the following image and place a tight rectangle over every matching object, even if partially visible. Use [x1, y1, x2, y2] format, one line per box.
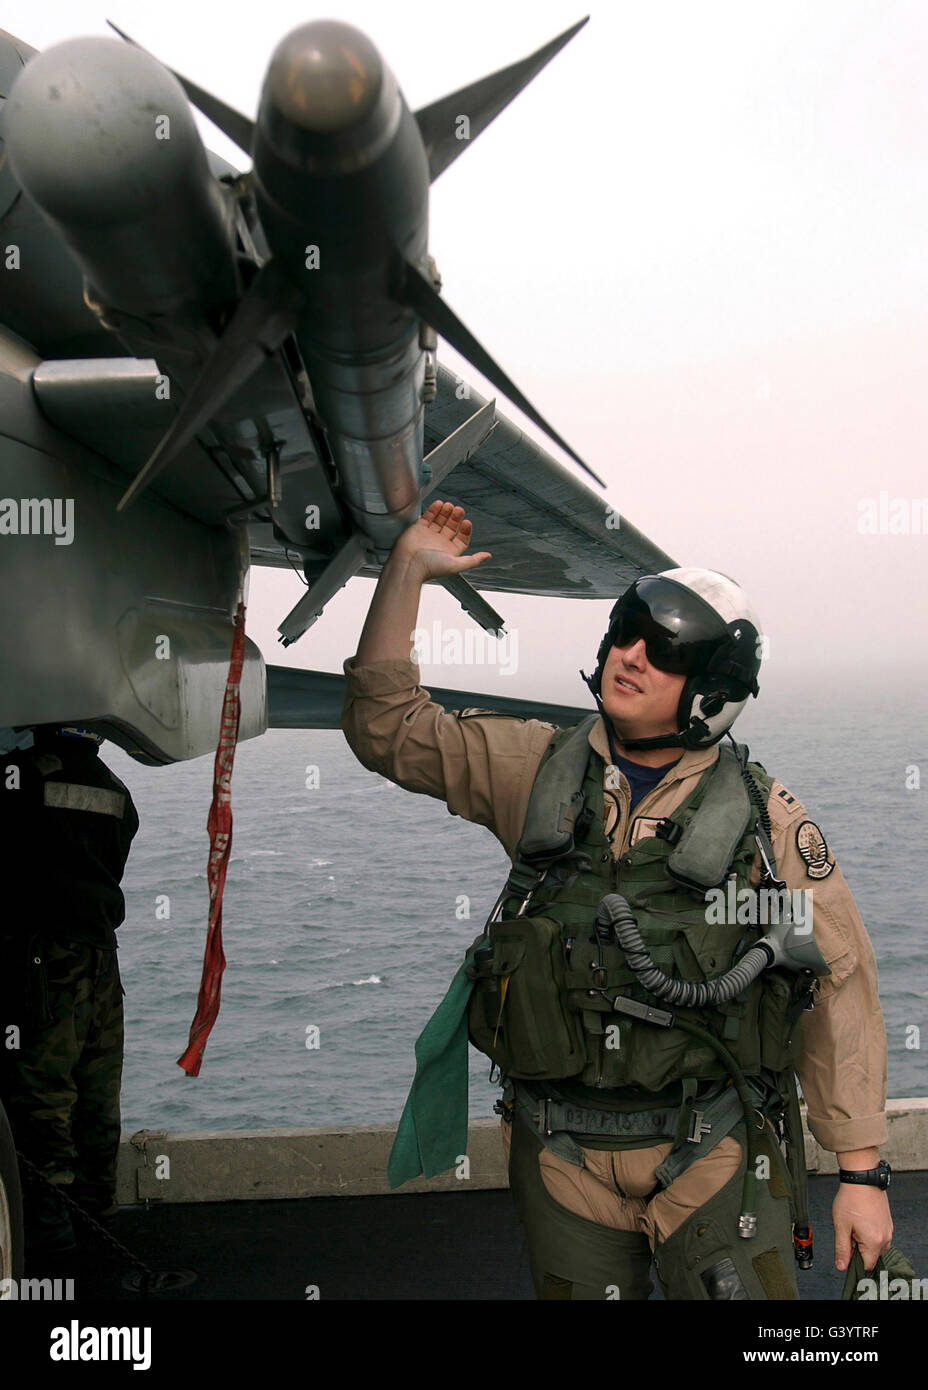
[342, 655, 888, 1297]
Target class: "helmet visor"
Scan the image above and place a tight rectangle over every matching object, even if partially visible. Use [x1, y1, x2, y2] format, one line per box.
[607, 576, 728, 675]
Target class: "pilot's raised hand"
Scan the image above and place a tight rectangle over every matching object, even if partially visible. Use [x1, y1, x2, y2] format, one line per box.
[355, 500, 491, 665]
[391, 500, 491, 582]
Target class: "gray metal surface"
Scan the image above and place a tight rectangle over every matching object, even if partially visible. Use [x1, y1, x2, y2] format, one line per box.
[0, 335, 266, 764]
[267, 664, 593, 730]
[32, 359, 165, 432]
[4, 37, 240, 319]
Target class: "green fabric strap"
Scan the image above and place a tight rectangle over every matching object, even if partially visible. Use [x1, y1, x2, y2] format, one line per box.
[387, 950, 477, 1189]
[841, 1244, 920, 1299]
[672, 1077, 700, 1149]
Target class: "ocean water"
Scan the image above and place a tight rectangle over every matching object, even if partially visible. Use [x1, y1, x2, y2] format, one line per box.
[106, 683, 928, 1135]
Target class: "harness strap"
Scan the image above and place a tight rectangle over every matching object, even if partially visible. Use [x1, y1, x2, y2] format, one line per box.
[536, 1098, 680, 1143]
[671, 1077, 700, 1149]
[496, 715, 599, 911]
[510, 1078, 754, 1181]
[781, 1067, 812, 1238]
[655, 1084, 746, 1188]
[510, 1083, 587, 1169]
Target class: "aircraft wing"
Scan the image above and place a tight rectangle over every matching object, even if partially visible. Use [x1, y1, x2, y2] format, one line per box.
[249, 361, 676, 600]
[267, 665, 593, 731]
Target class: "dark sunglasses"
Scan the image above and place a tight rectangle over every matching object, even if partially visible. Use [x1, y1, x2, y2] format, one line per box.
[606, 578, 728, 676]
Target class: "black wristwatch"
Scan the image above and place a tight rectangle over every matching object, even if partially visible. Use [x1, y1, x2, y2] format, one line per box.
[838, 1159, 892, 1190]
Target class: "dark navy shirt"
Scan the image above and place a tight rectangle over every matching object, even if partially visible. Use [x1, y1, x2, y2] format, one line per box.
[612, 751, 681, 813]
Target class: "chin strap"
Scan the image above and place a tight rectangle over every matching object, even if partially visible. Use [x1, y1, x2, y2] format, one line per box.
[620, 721, 715, 751]
[581, 667, 692, 755]
[618, 732, 686, 751]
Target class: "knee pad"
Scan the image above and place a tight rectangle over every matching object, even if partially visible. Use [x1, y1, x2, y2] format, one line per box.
[653, 1127, 798, 1301]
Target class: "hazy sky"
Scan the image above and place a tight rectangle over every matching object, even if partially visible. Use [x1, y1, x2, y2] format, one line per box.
[5, 0, 927, 706]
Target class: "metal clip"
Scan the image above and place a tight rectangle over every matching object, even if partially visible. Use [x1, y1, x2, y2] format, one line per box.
[486, 879, 536, 924]
[754, 834, 788, 895]
[687, 1110, 712, 1144]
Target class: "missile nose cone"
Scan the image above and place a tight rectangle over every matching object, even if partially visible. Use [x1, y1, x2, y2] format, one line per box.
[258, 20, 401, 175]
[4, 37, 207, 224]
[268, 21, 383, 133]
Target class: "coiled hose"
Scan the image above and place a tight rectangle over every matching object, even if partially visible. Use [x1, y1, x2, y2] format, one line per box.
[596, 891, 766, 1237]
[595, 894, 773, 1007]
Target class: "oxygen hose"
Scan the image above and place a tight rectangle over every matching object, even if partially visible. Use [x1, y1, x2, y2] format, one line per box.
[595, 892, 765, 1237]
[594, 894, 774, 1007]
[663, 1015, 761, 1237]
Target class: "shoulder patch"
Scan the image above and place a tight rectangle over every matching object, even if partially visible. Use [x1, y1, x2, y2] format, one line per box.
[796, 820, 835, 879]
[454, 707, 525, 721]
[775, 786, 796, 807]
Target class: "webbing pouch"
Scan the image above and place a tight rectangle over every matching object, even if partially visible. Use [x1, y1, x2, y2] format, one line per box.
[515, 716, 598, 862]
[467, 917, 586, 1080]
[667, 745, 752, 890]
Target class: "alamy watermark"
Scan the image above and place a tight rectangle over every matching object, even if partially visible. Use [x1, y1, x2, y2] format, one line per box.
[857, 492, 928, 535]
[411, 622, 518, 676]
[49, 1321, 151, 1369]
[705, 883, 813, 929]
[856, 1272, 928, 1300]
[0, 497, 74, 545]
[1, 1276, 75, 1300]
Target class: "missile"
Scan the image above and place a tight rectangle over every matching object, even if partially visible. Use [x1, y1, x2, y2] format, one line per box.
[3, 37, 239, 325]
[103, 18, 599, 534]
[7, 19, 598, 555]
[252, 21, 431, 549]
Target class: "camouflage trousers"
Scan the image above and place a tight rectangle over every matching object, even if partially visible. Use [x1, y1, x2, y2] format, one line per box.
[0, 938, 124, 1215]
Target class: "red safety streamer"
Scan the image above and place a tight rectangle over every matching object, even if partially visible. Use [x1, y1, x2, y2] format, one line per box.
[177, 601, 246, 1076]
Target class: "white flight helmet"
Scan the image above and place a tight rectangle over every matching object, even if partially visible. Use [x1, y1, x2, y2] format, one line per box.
[584, 567, 763, 750]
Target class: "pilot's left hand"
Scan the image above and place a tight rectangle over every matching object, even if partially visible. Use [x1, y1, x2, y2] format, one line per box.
[832, 1183, 893, 1272]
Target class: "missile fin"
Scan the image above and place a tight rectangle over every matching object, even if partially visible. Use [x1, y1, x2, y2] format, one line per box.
[277, 534, 369, 646]
[440, 574, 506, 638]
[414, 16, 588, 184]
[117, 259, 301, 511]
[401, 260, 604, 488]
[421, 399, 497, 497]
[107, 20, 255, 155]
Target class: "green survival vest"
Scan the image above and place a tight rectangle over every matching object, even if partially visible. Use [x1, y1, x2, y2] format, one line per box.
[467, 719, 805, 1093]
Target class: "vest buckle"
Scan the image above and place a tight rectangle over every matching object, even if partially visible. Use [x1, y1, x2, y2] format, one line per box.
[687, 1110, 712, 1144]
[655, 818, 683, 845]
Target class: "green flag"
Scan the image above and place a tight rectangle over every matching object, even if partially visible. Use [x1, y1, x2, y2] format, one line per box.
[387, 956, 477, 1188]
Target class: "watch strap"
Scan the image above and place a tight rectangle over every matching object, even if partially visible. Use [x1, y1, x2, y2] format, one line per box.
[838, 1160, 891, 1189]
